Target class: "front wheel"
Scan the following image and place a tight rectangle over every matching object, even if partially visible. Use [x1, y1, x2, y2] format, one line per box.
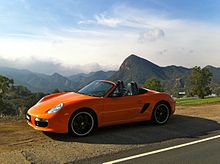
[152, 103, 170, 125]
[69, 111, 95, 137]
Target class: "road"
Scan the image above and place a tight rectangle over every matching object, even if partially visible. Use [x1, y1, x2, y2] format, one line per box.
[122, 136, 220, 164]
[74, 131, 220, 164]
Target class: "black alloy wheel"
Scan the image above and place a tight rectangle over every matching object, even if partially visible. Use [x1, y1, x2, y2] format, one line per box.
[152, 103, 170, 125]
[70, 111, 95, 136]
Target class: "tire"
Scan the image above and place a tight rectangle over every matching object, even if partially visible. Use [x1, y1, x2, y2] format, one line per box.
[152, 103, 170, 125]
[69, 110, 95, 137]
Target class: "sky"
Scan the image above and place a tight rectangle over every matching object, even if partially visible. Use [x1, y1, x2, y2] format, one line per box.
[0, 0, 220, 75]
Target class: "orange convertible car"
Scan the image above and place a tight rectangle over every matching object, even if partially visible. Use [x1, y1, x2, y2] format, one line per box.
[26, 80, 175, 136]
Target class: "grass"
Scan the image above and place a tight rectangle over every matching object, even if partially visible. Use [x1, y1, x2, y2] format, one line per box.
[176, 96, 220, 106]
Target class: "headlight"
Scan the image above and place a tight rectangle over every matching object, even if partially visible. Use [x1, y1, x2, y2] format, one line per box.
[48, 103, 64, 114]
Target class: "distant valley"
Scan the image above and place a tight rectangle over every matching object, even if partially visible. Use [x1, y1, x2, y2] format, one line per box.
[1, 54, 220, 94]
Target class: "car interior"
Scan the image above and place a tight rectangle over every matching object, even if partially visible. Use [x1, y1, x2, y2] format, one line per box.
[110, 80, 148, 97]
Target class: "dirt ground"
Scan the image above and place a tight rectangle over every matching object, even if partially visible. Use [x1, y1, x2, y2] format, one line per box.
[176, 104, 220, 121]
[0, 104, 220, 163]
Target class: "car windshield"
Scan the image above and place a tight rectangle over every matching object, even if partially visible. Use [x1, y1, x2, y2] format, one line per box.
[77, 81, 114, 97]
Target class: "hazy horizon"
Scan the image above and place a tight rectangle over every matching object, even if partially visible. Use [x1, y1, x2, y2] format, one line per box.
[1, 54, 220, 76]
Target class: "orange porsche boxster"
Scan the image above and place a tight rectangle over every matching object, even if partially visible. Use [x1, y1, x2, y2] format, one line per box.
[26, 80, 175, 136]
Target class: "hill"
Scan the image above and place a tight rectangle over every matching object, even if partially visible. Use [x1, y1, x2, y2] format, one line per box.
[110, 55, 191, 85]
[110, 54, 220, 95]
[1, 54, 220, 94]
[206, 65, 220, 83]
[0, 67, 77, 93]
[111, 55, 167, 83]
[0, 67, 115, 93]
[69, 70, 115, 88]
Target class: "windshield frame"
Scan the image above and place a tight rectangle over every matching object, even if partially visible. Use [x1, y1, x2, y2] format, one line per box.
[77, 80, 116, 98]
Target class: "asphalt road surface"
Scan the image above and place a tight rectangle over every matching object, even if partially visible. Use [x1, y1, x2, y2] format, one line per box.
[118, 136, 220, 164]
[77, 131, 220, 164]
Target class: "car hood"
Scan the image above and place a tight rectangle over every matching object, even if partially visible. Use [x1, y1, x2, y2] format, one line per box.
[28, 92, 94, 115]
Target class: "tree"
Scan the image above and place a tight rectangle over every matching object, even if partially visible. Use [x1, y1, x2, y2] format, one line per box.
[0, 75, 13, 95]
[0, 75, 14, 115]
[0, 75, 47, 116]
[144, 79, 164, 92]
[190, 66, 212, 99]
[24, 92, 46, 109]
[213, 87, 220, 96]
[53, 88, 60, 93]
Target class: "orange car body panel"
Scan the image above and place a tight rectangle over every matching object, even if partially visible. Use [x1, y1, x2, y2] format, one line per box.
[27, 80, 176, 133]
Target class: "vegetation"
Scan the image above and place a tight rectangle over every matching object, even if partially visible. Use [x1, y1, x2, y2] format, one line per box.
[189, 66, 212, 99]
[0, 75, 45, 117]
[0, 75, 13, 94]
[144, 79, 164, 92]
[0, 75, 13, 115]
[176, 96, 220, 106]
[53, 88, 60, 93]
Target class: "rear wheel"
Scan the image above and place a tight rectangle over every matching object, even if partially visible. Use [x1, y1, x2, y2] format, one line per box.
[70, 111, 95, 136]
[152, 103, 170, 125]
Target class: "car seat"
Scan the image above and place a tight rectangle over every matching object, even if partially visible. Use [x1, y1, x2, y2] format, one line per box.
[117, 80, 126, 96]
[127, 82, 139, 95]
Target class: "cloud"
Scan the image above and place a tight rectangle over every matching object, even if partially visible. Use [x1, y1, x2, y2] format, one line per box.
[0, 57, 117, 76]
[78, 20, 96, 25]
[189, 50, 194, 54]
[1, 3, 220, 69]
[158, 49, 168, 55]
[138, 28, 165, 42]
[94, 14, 122, 27]
[78, 14, 122, 27]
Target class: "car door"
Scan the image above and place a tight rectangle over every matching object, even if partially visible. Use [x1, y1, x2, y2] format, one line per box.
[101, 95, 143, 125]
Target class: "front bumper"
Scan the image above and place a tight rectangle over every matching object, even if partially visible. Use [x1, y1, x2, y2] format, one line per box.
[26, 112, 70, 133]
[34, 117, 48, 127]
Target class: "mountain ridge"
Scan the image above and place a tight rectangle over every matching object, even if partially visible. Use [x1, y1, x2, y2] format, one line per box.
[1, 54, 220, 94]
[110, 54, 192, 85]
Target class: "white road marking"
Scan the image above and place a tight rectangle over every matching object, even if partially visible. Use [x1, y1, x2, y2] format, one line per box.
[103, 134, 220, 164]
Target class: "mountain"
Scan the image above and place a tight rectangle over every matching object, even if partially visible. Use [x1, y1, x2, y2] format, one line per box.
[162, 65, 191, 92]
[111, 55, 167, 84]
[1, 54, 220, 94]
[0, 67, 115, 93]
[110, 54, 220, 95]
[69, 71, 115, 81]
[110, 54, 191, 85]
[163, 65, 191, 80]
[69, 70, 115, 88]
[0, 67, 77, 93]
[205, 65, 220, 84]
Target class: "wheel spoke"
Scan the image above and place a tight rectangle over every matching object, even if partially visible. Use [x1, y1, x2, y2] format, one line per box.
[71, 112, 94, 136]
[155, 104, 169, 124]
